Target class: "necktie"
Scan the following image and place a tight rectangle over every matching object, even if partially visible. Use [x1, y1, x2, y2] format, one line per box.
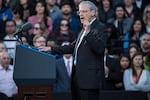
[67, 60, 71, 77]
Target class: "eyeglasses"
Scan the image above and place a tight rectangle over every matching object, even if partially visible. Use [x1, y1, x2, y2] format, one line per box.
[77, 10, 91, 15]
[35, 41, 46, 43]
[13, 11, 18, 14]
[146, 10, 150, 13]
[34, 27, 40, 30]
[60, 23, 69, 27]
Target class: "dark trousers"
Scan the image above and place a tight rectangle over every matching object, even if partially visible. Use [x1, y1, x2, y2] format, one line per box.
[8, 97, 15, 100]
[71, 80, 99, 100]
[79, 89, 99, 100]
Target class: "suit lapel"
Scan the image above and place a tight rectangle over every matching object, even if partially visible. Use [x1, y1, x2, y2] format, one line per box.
[74, 29, 84, 50]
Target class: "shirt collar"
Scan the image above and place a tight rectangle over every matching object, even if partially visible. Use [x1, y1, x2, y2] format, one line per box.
[0, 64, 12, 71]
[89, 17, 96, 25]
[63, 56, 73, 62]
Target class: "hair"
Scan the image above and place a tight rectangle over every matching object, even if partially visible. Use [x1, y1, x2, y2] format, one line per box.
[143, 4, 150, 24]
[18, 0, 36, 21]
[35, 0, 49, 28]
[0, 0, 6, 9]
[100, 0, 113, 9]
[129, 17, 145, 38]
[5, 19, 16, 27]
[0, 41, 7, 51]
[140, 33, 150, 40]
[131, 52, 144, 77]
[79, 1, 97, 14]
[127, 44, 141, 55]
[49, 18, 76, 45]
[114, 3, 125, 18]
[119, 53, 131, 70]
[33, 34, 46, 43]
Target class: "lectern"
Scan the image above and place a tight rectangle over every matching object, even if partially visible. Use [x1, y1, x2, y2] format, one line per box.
[13, 44, 56, 100]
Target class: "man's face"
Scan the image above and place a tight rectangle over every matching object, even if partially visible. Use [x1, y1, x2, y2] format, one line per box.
[116, 7, 124, 19]
[0, 52, 10, 69]
[61, 4, 72, 16]
[5, 21, 16, 35]
[141, 34, 150, 50]
[78, 3, 94, 23]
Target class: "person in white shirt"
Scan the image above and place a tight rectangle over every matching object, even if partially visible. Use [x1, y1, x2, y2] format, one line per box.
[123, 52, 150, 92]
[0, 51, 17, 98]
[3, 20, 17, 59]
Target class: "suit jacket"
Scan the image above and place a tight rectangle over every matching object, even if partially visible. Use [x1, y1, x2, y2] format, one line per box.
[105, 55, 122, 90]
[51, 19, 107, 89]
[53, 57, 71, 92]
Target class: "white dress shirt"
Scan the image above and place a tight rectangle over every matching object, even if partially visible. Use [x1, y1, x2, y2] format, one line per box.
[4, 35, 17, 58]
[0, 64, 17, 97]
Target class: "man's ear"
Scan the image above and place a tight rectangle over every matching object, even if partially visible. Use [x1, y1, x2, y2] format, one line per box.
[91, 10, 95, 17]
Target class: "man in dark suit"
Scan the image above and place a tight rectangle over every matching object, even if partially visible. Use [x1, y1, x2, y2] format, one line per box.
[53, 41, 73, 93]
[39, 1, 107, 100]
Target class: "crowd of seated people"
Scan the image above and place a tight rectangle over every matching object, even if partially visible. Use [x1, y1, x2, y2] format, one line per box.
[0, 0, 150, 99]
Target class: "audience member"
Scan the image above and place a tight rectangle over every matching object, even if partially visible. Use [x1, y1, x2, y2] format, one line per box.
[33, 34, 46, 48]
[46, 0, 62, 31]
[12, 8, 25, 31]
[0, 0, 13, 21]
[3, 20, 17, 59]
[0, 51, 18, 99]
[140, 33, 150, 56]
[106, 23, 118, 48]
[60, 1, 81, 35]
[98, 0, 114, 24]
[54, 41, 73, 92]
[123, 52, 150, 92]
[0, 41, 7, 52]
[143, 51, 150, 71]
[127, 45, 141, 59]
[48, 19, 76, 45]
[0, 0, 13, 37]
[46, 39, 57, 47]
[123, 0, 140, 19]
[108, 4, 133, 49]
[123, 18, 145, 52]
[143, 4, 150, 33]
[134, 0, 148, 14]
[18, 0, 36, 21]
[115, 54, 130, 90]
[28, 0, 53, 35]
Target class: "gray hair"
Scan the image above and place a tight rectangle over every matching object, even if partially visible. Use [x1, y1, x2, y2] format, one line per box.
[79, 1, 97, 12]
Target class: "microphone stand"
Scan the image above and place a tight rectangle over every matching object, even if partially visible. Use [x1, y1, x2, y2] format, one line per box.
[14, 30, 23, 45]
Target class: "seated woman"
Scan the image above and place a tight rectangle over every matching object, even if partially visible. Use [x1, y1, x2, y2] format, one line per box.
[123, 52, 150, 92]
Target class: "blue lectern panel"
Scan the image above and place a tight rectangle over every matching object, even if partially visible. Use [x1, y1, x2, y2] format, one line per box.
[13, 44, 56, 86]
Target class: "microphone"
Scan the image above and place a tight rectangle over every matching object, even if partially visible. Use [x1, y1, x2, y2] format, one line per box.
[14, 22, 33, 36]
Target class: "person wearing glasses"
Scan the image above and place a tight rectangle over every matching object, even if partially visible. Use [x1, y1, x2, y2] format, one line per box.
[39, 1, 107, 100]
[48, 19, 76, 46]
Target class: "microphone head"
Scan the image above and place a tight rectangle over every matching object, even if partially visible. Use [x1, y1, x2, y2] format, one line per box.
[21, 22, 33, 32]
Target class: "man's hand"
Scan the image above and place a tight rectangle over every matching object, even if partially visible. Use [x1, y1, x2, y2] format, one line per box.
[39, 46, 51, 52]
[83, 20, 91, 33]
